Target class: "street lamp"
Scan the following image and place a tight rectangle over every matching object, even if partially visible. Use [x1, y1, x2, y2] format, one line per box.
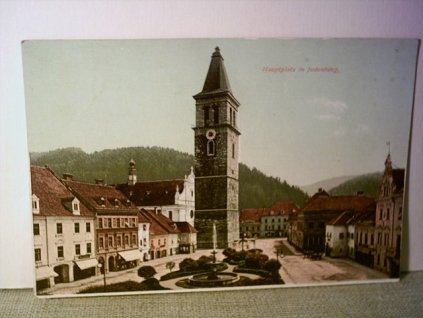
[97, 262, 107, 292]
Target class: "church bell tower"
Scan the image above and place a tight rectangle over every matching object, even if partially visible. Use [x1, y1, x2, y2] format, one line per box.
[193, 47, 240, 248]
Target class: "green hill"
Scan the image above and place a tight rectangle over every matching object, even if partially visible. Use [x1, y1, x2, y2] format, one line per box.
[328, 172, 383, 198]
[30, 147, 309, 209]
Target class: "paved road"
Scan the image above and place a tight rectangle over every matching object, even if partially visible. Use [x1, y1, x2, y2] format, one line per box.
[45, 238, 389, 295]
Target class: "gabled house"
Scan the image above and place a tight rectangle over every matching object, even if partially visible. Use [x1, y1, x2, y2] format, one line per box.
[325, 203, 375, 259]
[62, 176, 141, 274]
[175, 221, 197, 253]
[117, 160, 195, 227]
[31, 166, 97, 292]
[140, 209, 180, 260]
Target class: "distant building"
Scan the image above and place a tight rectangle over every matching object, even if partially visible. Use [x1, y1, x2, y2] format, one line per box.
[374, 153, 404, 277]
[290, 189, 374, 252]
[240, 208, 264, 238]
[325, 203, 375, 258]
[354, 209, 377, 267]
[31, 166, 97, 291]
[240, 202, 298, 238]
[117, 160, 195, 227]
[62, 176, 141, 274]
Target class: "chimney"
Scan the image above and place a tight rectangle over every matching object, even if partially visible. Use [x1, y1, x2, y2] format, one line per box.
[95, 179, 105, 185]
[63, 173, 74, 181]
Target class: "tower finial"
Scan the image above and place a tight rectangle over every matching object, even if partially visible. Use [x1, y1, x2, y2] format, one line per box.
[215, 46, 220, 52]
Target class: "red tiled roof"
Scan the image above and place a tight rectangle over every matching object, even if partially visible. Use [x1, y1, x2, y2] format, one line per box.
[63, 179, 138, 214]
[116, 180, 184, 206]
[30, 166, 93, 218]
[139, 209, 180, 235]
[138, 209, 151, 223]
[268, 202, 299, 215]
[175, 222, 197, 233]
[302, 195, 375, 213]
[240, 208, 268, 223]
[327, 210, 355, 226]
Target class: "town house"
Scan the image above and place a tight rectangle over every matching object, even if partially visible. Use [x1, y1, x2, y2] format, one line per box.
[31, 166, 97, 292]
[62, 176, 140, 274]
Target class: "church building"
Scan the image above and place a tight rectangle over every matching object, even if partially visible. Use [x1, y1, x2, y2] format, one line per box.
[193, 47, 240, 248]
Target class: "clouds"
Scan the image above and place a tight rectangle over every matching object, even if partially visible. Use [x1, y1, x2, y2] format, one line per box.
[307, 96, 371, 137]
[308, 96, 348, 122]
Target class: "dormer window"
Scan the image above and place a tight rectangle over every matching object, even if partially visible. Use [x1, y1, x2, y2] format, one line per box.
[100, 197, 106, 207]
[72, 198, 80, 215]
[32, 194, 40, 214]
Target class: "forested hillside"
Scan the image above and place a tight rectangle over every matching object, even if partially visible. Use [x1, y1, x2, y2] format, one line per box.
[30, 147, 309, 209]
[328, 172, 383, 198]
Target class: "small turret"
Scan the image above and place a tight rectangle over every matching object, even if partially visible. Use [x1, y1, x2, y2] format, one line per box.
[128, 159, 137, 186]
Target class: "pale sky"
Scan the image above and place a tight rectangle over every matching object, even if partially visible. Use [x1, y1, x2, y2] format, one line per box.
[22, 39, 418, 186]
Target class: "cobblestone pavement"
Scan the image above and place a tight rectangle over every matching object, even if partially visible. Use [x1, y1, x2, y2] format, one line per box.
[252, 238, 388, 284]
[44, 238, 389, 295]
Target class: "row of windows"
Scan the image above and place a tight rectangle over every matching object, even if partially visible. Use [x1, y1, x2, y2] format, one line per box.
[33, 222, 91, 236]
[98, 217, 136, 229]
[203, 105, 237, 127]
[264, 218, 286, 223]
[378, 206, 402, 221]
[34, 243, 92, 262]
[98, 233, 137, 249]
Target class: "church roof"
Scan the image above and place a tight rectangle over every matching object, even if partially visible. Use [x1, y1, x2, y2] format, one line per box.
[116, 179, 184, 207]
[30, 166, 93, 218]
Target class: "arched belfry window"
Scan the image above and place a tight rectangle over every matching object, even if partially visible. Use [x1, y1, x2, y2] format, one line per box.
[207, 140, 215, 156]
[204, 106, 210, 126]
[213, 105, 219, 124]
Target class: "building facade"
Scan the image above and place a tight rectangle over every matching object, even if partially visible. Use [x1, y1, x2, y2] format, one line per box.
[117, 160, 195, 227]
[62, 177, 141, 274]
[290, 189, 375, 252]
[31, 166, 97, 292]
[193, 47, 240, 248]
[374, 153, 404, 277]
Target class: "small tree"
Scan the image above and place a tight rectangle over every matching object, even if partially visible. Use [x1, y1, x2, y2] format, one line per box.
[179, 258, 198, 272]
[138, 265, 157, 280]
[197, 255, 212, 269]
[264, 259, 282, 283]
[166, 261, 176, 273]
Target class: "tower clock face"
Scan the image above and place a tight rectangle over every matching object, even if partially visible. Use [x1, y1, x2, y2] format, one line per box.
[206, 129, 216, 140]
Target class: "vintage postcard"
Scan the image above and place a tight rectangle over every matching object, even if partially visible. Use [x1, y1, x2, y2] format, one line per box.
[22, 38, 418, 297]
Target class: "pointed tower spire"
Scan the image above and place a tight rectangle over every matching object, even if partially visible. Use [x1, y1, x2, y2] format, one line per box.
[197, 46, 232, 96]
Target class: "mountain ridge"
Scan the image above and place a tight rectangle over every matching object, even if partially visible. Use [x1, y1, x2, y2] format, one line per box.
[30, 147, 309, 209]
